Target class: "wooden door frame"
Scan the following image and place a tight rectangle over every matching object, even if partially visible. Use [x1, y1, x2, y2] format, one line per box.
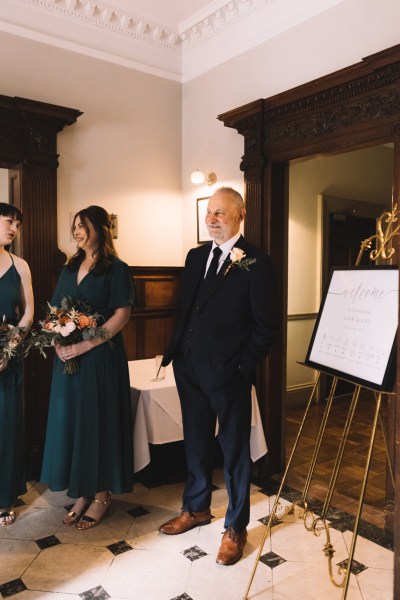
[0, 95, 82, 477]
[218, 43, 400, 592]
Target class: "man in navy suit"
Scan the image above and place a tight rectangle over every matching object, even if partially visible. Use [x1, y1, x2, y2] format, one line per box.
[159, 187, 278, 565]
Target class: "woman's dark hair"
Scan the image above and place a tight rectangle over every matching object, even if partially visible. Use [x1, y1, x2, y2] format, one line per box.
[68, 205, 117, 275]
[0, 202, 23, 222]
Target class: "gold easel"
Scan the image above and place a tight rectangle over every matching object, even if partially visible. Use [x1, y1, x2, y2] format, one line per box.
[244, 204, 400, 600]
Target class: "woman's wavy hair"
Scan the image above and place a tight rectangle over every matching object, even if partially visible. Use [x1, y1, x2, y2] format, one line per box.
[68, 205, 117, 275]
[0, 202, 23, 222]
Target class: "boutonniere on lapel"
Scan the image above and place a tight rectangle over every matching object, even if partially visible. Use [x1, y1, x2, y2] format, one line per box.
[224, 247, 256, 275]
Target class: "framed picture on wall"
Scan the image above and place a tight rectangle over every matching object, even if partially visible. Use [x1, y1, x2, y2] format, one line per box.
[197, 197, 212, 244]
[305, 265, 398, 391]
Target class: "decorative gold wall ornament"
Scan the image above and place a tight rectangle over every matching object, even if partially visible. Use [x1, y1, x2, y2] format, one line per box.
[356, 203, 400, 265]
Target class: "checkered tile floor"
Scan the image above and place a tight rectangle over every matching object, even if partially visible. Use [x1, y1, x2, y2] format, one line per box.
[0, 471, 393, 599]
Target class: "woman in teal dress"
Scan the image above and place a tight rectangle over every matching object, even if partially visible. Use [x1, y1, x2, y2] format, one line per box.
[41, 205, 135, 529]
[0, 203, 34, 526]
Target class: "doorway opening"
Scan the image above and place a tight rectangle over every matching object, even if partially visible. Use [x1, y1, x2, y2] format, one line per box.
[284, 144, 393, 524]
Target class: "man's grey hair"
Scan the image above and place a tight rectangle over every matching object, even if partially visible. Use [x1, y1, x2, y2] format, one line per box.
[215, 186, 245, 210]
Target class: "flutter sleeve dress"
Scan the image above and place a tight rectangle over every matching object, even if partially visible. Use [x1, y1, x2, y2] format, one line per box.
[0, 255, 26, 507]
[41, 256, 135, 498]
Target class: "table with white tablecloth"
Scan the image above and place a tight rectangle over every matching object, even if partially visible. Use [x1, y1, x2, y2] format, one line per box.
[129, 358, 268, 473]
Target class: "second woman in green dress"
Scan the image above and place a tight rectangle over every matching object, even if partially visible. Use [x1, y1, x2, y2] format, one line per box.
[41, 205, 135, 529]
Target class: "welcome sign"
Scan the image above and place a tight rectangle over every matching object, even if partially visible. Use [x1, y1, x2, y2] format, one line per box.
[306, 266, 398, 391]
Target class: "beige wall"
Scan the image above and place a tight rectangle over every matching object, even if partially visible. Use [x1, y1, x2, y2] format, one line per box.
[0, 31, 182, 266]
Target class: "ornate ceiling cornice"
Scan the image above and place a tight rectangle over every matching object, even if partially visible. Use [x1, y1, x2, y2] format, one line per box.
[0, 0, 345, 81]
[25, 0, 271, 54]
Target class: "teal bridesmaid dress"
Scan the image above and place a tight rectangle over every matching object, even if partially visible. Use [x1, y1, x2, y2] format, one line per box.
[0, 256, 26, 507]
[41, 256, 135, 498]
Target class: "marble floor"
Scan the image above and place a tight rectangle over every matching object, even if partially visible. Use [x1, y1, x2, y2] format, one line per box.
[0, 471, 394, 600]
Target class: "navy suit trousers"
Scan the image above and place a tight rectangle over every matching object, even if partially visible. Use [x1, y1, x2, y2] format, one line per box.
[173, 351, 252, 532]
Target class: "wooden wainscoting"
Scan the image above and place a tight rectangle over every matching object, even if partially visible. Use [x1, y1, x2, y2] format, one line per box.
[123, 266, 183, 360]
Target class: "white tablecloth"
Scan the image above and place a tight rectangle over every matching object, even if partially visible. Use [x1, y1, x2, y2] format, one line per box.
[129, 358, 268, 473]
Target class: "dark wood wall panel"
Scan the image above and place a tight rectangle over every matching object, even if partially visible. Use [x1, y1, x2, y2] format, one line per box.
[133, 268, 181, 307]
[142, 315, 175, 357]
[122, 267, 182, 361]
[144, 281, 175, 308]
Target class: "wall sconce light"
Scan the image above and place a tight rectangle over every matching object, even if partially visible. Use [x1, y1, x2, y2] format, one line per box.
[190, 169, 217, 186]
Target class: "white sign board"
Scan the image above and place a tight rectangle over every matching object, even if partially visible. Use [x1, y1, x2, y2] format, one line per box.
[306, 267, 398, 391]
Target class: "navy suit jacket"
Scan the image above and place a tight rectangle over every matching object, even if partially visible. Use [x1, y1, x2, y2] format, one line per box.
[163, 235, 279, 393]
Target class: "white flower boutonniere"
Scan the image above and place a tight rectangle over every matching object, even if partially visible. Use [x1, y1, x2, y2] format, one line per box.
[224, 247, 256, 275]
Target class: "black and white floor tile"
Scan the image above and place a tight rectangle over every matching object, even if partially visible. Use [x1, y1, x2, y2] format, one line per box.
[0, 472, 393, 600]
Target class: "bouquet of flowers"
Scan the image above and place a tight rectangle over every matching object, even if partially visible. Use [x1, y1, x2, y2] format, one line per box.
[0, 316, 25, 369]
[29, 295, 110, 374]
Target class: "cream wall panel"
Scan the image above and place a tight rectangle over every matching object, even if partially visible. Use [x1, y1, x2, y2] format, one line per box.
[0, 32, 182, 266]
[286, 319, 317, 388]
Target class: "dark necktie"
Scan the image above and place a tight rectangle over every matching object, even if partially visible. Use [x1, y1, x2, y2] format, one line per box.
[204, 246, 222, 282]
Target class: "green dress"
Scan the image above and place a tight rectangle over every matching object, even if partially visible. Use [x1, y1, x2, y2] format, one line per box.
[0, 255, 26, 507]
[41, 256, 135, 498]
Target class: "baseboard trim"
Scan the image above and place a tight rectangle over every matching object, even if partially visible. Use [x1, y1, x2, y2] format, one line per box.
[286, 383, 315, 408]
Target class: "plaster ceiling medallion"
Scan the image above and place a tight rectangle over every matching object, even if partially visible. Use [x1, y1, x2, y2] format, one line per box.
[24, 0, 271, 53]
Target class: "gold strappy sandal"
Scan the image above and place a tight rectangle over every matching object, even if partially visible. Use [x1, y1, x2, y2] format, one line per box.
[0, 510, 16, 527]
[76, 493, 112, 530]
[63, 497, 92, 526]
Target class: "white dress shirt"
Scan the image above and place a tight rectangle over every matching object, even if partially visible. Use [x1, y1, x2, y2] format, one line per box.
[204, 232, 242, 277]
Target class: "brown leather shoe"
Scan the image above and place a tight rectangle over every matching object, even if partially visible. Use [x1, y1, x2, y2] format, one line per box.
[158, 509, 212, 535]
[216, 527, 247, 565]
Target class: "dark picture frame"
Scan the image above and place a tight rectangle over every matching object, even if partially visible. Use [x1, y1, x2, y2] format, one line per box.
[196, 196, 212, 244]
[305, 265, 398, 391]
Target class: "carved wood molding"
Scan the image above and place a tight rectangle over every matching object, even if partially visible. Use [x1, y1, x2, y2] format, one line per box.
[266, 61, 400, 122]
[219, 44, 400, 163]
[265, 87, 400, 152]
[0, 95, 82, 167]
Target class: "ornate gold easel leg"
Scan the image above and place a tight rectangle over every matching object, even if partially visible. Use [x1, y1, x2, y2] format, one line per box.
[377, 396, 395, 488]
[320, 385, 361, 521]
[300, 386, 361, 592]
[304, 386, 361, 591]
[243, 374, 322, 599]
[340, 392, 383, 599]
[301, 376, 338, 503]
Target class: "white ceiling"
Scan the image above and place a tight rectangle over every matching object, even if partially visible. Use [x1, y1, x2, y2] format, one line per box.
[0, 0, 345, 82]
